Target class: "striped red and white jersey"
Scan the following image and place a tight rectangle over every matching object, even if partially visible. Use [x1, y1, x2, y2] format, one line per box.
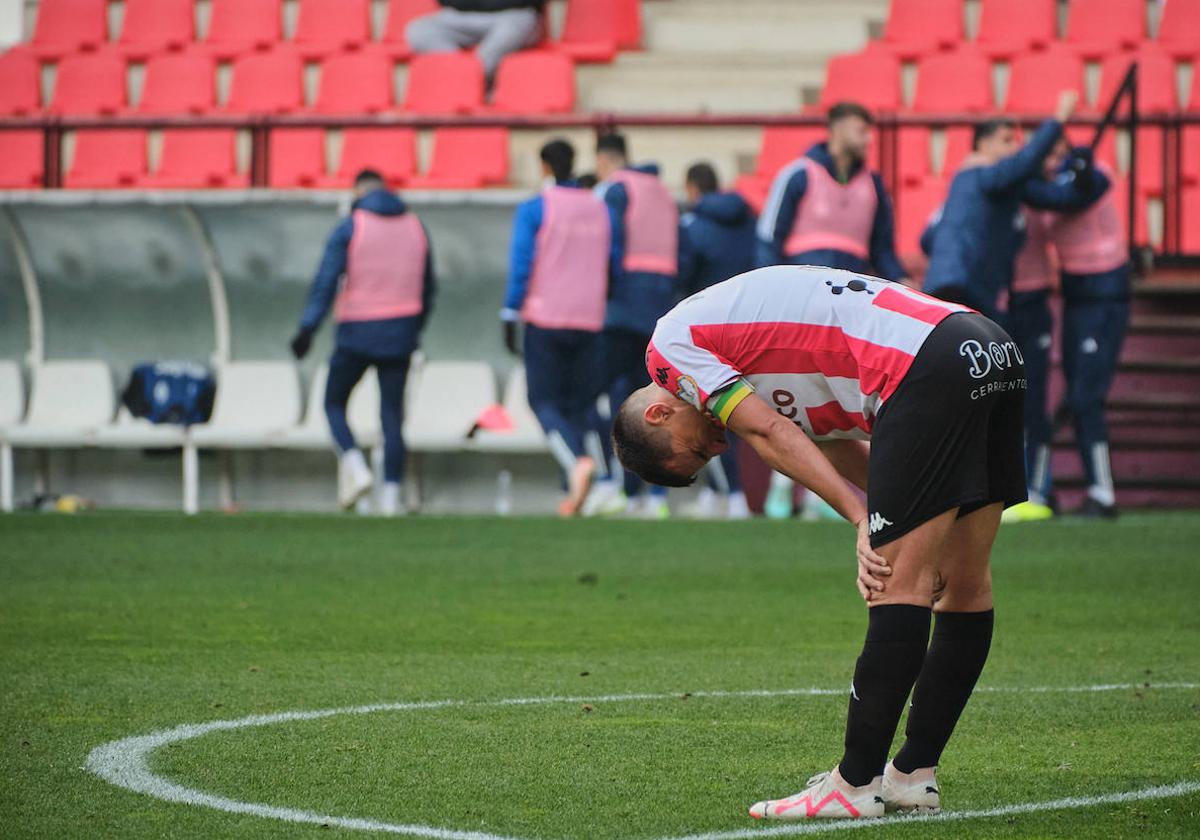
[646, 265, 971, 440]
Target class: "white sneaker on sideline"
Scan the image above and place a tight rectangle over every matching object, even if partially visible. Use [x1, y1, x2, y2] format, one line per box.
[378, 482, 405, 517]
[749, 767, 884, 821]
[338, 448, 374, 510]
[683, 487, 720, 519]
[582, 480, 626, 518]
[881, 761, 940, 814]
[726, 491, 751, 520]
[628, 494, 670, 520]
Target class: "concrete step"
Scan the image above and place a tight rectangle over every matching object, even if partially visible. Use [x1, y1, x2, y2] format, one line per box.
[1123, 315, 1200, 356]
[576, 53, 824, 113]
[640, 0, 883, 55]
[1053, 482, 1200, 510]
[1050, 446, 1200, 482]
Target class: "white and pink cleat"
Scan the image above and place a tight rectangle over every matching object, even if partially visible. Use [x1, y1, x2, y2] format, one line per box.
[748, 767, 885, 821]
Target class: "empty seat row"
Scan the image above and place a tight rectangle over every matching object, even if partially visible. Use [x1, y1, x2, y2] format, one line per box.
[0, 47, 575, 117]
[0, 126, 509, 189]
[0, 357, 542, 512]
[822, 42, 1198, 115]
[26, 0, 640, 63]
[880, 0, 1199, 59]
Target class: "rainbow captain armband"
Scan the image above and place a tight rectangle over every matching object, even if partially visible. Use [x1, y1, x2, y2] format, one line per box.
[708, 378, 755, 426]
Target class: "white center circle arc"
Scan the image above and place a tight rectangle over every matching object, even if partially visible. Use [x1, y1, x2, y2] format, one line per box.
[85, 683, 1200, 840]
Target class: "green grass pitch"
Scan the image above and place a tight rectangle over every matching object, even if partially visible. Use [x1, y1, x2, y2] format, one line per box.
[2, 512, 1198, 839]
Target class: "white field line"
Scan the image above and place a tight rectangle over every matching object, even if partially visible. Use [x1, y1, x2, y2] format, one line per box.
[85, 683, 1200, 840]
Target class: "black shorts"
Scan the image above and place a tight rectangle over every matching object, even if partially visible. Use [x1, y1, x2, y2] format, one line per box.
[867, 312, 1028, 548]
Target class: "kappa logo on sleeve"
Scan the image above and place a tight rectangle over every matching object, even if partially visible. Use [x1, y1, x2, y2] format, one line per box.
[655, 366, 670, 386]
[825, 278, 876, 296]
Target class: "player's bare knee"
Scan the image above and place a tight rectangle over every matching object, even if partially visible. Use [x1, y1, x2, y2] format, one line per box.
[935, 571, 993, 612]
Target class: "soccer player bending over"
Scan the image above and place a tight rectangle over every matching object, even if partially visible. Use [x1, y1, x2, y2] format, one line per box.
[613, 265, 1027, 820]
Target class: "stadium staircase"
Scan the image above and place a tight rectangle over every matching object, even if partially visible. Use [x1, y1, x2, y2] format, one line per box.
[1049, 269, 1200, 509]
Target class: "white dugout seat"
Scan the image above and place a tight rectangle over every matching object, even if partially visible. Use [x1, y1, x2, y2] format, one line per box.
[404, 361, 497, 452]
[186, 361, 302, 513]
[189, 362, 302, 448]
[0, 360, 116, 512]
[472, 365, 548, 454]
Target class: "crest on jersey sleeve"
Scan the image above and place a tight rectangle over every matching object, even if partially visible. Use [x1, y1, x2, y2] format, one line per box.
[646, 343, 704, 410]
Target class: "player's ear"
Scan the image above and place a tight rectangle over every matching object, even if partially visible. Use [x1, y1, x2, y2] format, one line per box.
[644, 400, 672, 426]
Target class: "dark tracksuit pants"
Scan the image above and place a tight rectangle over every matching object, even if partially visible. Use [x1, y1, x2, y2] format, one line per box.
[523, 324, 605, 473]
[1008, 290, 1055, 503]
[1060, 266, 1131, 500]
[325, 347, 412, 483]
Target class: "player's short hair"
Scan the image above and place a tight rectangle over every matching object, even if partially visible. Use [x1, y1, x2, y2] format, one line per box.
[828, 101, 874, 126]
[575, 172, 598, 189]
[596, 132, 628, 160]
[685, 162, 719, 195]
[354, 168, 386, 189]
[612, 395, 697, 488]
[972, 118, 1016, 150]
[540, 138, 575, 183]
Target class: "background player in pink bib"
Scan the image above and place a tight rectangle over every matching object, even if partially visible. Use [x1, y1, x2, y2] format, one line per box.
[613, 265, 1028, 821]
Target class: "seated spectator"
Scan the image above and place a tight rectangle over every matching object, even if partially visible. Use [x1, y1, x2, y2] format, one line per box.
[406, 0, 544, 82]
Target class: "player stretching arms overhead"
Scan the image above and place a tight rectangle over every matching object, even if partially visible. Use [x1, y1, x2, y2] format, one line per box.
[612, 266, 1027, 819]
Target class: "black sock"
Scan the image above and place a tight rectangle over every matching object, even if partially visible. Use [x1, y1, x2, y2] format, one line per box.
[892, 609, 994, 773]
[837, 604, 931, 786]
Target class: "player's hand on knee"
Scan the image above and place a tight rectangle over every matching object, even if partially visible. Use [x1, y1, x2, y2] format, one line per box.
[855, 519, 890, 601]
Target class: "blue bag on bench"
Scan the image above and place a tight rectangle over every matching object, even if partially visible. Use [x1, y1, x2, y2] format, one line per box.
[122, 362, 215, 426]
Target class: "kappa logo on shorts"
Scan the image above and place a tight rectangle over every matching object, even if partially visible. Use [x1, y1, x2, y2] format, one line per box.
[868, 512, 893, 535]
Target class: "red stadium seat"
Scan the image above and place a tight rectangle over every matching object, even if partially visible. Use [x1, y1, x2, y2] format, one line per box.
[403, 53, 485, 114]
[1183, 186, 1200, 253]
[225, 49, 304, 114]
[756, 126, 826, 177]
[65, 130, 147, 188]
[1098, 48, 1177, 113]
[321, 128, 417, 188]
[137, 51, 217, 115]
[291, 0, 372, 59]
[489, 51, 574, 114]
[1157, 0, 1200, 57]
[48, 51, 127, 116]
[408, 128, 509, 188]
[1063, 0, 1145, 58]
[141, 130, 246, 188]
[819, 47, 901, 112]
[202, 0, 282, 60]
[380, 0, 439, 59]
[557, 0, 641, 63]
[0, 48, 41, 116]
[896, 176, 947, 255]
[911, 47, 993, 113]
[898, 128, 932, 185]
[1006, 46, 1084, 114]
[880, 0, 963, 59]
[1184, 128, 1200, 185]
[268, 129, 326, 188]
[975, 0, 1056, 58]
[0, 131, 45, 188]
[941, 126, 973, 174]
[314, 50, 397, 114]
[116, 0, 194, 59]
[30, 0, 108, 60]
[1190, 72, 1200, 113]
